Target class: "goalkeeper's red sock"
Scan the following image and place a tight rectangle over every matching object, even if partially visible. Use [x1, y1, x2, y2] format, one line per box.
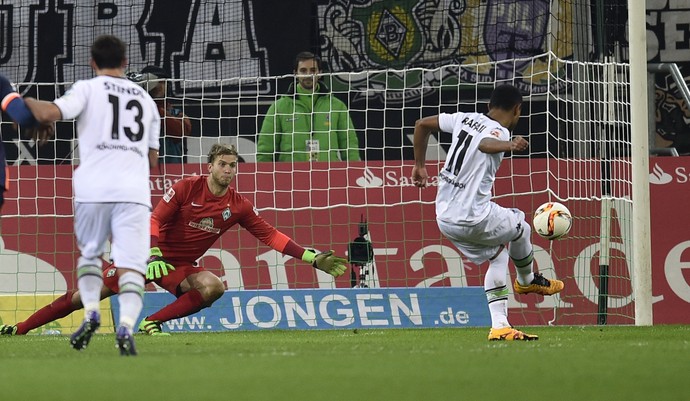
[16, 292, 79, 334]
[146, 289, 205, 323]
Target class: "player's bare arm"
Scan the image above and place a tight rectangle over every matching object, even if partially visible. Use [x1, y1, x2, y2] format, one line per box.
[1, 75, 55, 145]
[478, 135, 528, 154]
[148, 148, 159, 169]
[412, 115, 440, 187]
[24, 97, 63, 123]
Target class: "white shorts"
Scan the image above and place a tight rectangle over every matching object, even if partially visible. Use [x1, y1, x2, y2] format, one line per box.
[74, 202, 151, 274]
[437, 202, 525, 265]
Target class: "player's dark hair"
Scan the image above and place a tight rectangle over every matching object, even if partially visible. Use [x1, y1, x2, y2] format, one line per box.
[489, 84, 523, 111]
[293, 51, 321, 71]
[208, 144, 238, 164]
[91, 35, 126, 69]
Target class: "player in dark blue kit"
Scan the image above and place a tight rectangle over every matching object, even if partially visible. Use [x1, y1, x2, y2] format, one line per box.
[0, 74, 54, 221]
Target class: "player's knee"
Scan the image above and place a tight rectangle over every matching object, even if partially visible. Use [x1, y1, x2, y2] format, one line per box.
[76, 259, 102, 279]
[65, 290, 82, 308]
[511, 219, 531, 244]
[520, 220, 532, 239]
[202, 277, 225, 303]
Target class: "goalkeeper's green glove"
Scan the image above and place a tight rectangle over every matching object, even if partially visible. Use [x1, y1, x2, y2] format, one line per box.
[146, 247, 175, 280]
[302, 250, 347, 277]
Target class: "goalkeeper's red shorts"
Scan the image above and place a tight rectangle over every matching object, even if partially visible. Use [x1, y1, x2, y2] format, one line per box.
[102, 262, 204, 298]
[153, 262, 203, 297]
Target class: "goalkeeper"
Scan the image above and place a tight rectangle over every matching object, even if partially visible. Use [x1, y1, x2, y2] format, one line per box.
[0, 143, 347, 336]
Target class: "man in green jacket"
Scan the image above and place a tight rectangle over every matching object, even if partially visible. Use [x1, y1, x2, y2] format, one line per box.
[257, 52, 361, 162]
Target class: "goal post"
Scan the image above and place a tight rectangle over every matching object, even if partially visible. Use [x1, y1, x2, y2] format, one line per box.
[628, 0, 652, 326]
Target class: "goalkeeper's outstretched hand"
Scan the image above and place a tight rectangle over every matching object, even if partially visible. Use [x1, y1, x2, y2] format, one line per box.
[146, 247, 175, 280]
[313, 251, 347, 277]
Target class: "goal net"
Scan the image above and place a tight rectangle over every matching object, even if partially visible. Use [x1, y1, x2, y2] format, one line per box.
[0, 0, 640, 332]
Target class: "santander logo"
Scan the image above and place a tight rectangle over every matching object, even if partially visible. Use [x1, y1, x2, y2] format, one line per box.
[355, 168, 384, 188]
[649, 163, 673, 185]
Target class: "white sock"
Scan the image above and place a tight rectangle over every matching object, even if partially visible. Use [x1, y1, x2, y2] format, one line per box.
[488, 298, 510, 328]
[77, 268, 103, 315]
[117, 271, 145, 331]
[485, 249, 510, 328]
[509, 221, 535, 286]
[514, 263, 534, 286]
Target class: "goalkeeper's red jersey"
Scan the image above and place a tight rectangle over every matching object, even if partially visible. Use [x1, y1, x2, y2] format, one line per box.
[151, 175, 291, 264]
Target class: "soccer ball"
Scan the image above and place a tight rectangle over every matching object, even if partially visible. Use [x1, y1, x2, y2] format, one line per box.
[532, 202, 573, 240]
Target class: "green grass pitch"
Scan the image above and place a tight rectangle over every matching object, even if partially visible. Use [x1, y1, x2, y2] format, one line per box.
[1, 325, 687, 401]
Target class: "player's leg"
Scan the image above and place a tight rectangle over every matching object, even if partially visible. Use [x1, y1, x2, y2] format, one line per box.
[505, 208, 535, 286]
[70, 203, 111, 350]
[180, 270, 225, 306]
[114, 268, 143, 356]
[139, 268, 224, 335]
[484, 247, 510, 329]
[483, 248, 538, 341]
[3, 265, 118, 336]
[110, 203, 149, 356]
[18, 292, 83, 335]
[137, 264, 193, 335]
[437, 208, 538, 341]
[11, 285, 115, 335]
[506, 208, 564, 295]
[0, 291, 81, 335]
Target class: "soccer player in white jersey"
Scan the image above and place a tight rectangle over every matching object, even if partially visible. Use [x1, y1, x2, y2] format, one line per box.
[411, 84, 564, 341]
[25, 35, 160, 355]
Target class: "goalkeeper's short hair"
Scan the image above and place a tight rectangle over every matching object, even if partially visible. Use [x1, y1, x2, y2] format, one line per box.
[208, 143, 238, 164]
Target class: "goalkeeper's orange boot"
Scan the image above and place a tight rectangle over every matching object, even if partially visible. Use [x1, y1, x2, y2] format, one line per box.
[514, 272, 564, 296]
[488, 327, 539, 341]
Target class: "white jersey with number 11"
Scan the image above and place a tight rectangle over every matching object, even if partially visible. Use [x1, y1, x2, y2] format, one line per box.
[436, 112, 510, 226]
